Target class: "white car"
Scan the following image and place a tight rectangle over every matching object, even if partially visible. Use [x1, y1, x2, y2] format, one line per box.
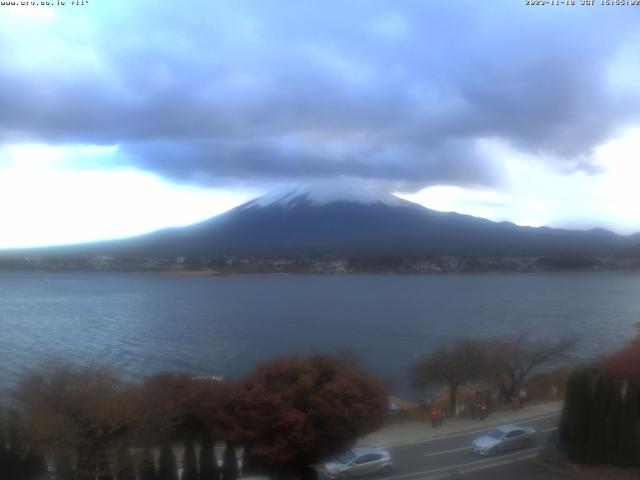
[320, 447, 393, 479]
[471, 425, 536, 456]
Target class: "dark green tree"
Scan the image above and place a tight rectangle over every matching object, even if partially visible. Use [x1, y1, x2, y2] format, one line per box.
[586, 375, 613, 464]
[182, 436, 198, 480]
[241, 446, 262, 477]
[0, 411, 9, 479]
[558, 368, 592, 463]
[139, 446, 157, 480]
[7, 409, 26, 480]
[54, 454, 75, 480]
[221, 441, 238, 480]
[23, 447, 49, 480]
[96, 447, 114, 480]
[604, 380, 625, 466]
[75, 445, 98, 480]
[7, 410, 25, 458]
[198, 433, 219, 480]
[619, 381, 639, 467]
[115, 445, 136, 480]
[158, 441, 178, 480]
[634, 381, 640, 468]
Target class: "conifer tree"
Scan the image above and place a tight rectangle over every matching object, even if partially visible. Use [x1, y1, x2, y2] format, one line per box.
[618, 381, 639, 467]
[115, 445, 136, 480]
[241, 446, 259, 477]
[634, 381, 640, 469]
[96, 447, 114, 480]
[603, 380, 625, 466]
[587, 375, 612, 464]
[198, 433, 218, 480]
[54, 454, 74, 480]
[158, 441, 178, 480]
[182, 437, 198, 480]
[221, 441, 238, 480]
[139, 446, 157, 480]
[7, 410, 25, 458]
[7, 409, 26, 480]
[0, 411, 9, 479]
[559, 368, 592, 463]
[23, 447, 49, 480]
[75, 446, 98, 480]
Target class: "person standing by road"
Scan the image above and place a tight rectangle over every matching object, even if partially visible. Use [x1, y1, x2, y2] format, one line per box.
[471, 399, 481, 420]
[479, 399, 488, 420]
[511, 394, 520, 410]
[431, 406, 439, 428]
[518, 387, 527, 409]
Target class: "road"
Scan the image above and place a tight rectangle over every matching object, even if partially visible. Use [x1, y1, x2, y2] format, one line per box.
[328, 412, 570, 479]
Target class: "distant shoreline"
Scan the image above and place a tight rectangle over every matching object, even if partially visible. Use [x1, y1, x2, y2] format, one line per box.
[146, 269, 232, 277]
[2, 267, 640, 277]
[2, 252, 640, 275]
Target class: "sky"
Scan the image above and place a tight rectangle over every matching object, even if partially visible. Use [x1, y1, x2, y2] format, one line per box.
[1, 0, 640, 248]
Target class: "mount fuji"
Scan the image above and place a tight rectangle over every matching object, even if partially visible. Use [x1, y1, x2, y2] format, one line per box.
[44, 180, 636, 258]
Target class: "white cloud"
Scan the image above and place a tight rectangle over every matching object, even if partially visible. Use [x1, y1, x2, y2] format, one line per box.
[0, 146, 256, 248]
[398, 129, 640, 235]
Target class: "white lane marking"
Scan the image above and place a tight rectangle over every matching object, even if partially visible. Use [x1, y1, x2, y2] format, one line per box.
[418, 474, 452, 480]
[422, 446, 471, 457]
[381, 447, 543, 480]
[457, 459, 512, 474]
[420, 472, 454, 480]
[457, 451, 540, 474]
[542, 427, 558, 433]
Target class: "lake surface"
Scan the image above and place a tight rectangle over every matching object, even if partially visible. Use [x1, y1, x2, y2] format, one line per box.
[1, 271, 639, 398]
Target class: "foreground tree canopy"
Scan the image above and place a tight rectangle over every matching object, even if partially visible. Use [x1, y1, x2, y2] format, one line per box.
[559, 328, 640, 468]
[230, 355, 388, 476]
[599, 322, 640, 381]
[412, 331, 577, 411]
[4, 354, 388, 480]
[412, 340, 494, 413]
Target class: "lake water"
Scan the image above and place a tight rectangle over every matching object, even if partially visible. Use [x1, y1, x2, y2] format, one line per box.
[1, 271, 639, 398]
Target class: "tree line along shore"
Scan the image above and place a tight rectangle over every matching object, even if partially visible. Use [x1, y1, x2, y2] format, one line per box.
[1, 328, 639, 479]
[2, 253, 640, 274]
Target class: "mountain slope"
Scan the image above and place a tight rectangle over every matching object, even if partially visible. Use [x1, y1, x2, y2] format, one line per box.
[36, 184, 635, 258]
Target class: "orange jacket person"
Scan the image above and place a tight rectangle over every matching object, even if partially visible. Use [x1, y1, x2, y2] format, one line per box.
[511, 395, 520, 410]
[431, 407, 439, 428]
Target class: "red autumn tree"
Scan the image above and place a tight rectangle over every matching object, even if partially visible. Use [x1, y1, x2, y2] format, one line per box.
[132, 373, 195, 441]
[14, 362, 136, 480]
[229, 355, 388, 479]
[599, 323, 640, 380]
[181, 376, 235, 437]
[133, 373, 231, 441]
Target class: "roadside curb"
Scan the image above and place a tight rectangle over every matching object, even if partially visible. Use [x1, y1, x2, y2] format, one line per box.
[534, 457, 640, 480]
[358, 406, 562, 448]
[424, 412, 560, 439]
[533, 457, 581, 479]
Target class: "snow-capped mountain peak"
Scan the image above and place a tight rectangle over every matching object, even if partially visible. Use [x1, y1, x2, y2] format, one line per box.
[246, 180, 406, 209]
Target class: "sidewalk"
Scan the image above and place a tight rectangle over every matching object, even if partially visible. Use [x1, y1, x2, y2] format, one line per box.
[357, 401, 563, 448]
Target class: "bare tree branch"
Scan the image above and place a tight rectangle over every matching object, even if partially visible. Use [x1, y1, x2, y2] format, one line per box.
[489, 331, 578, 400]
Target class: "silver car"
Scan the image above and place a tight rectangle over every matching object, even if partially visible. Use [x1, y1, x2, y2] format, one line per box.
[471, 425, 536, 455]
[320, 447, 393, 479]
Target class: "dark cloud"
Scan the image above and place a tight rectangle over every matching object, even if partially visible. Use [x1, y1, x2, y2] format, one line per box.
[1, 0, 639, 189]
[121, 135, 498, 189]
